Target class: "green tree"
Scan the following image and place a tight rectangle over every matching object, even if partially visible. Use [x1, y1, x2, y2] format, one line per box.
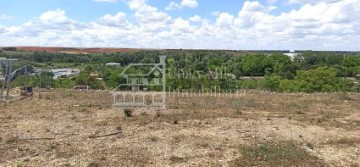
[240, 54, 270, 76]
[267, 53, 297, 79]
[295, 67, 344, 92]
[342, 55, 360, 67]
[54, 78, 76, 88]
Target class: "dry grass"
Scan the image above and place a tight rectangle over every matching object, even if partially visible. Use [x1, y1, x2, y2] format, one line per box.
[230, 141, 324, 167]
[325, 137, 360, 146]
[1, 89, 359, 166]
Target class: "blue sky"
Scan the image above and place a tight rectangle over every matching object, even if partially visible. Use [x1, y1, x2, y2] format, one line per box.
[1, 0, 296, 25]
[0, 0, 359, 50]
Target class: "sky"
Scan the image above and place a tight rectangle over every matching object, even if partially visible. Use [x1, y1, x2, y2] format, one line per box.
[0, 0, 359, 51]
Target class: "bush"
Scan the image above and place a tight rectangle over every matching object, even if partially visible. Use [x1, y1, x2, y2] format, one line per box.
[279, 80, 299, 92]
[265, 75, 281, 92]
[124, 108, 133, 117]
[295, 67, 343, 92]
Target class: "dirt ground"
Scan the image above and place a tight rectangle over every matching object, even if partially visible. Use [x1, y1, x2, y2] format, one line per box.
[1, 89, 359, 167]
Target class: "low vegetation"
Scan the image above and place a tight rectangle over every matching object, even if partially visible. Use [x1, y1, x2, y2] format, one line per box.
[231, 141, 324, 166]
[1, 90, 359, 166]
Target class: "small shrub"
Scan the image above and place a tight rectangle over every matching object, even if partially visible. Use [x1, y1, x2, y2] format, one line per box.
[124, 108, 133, 117]
[116, 125, 122, 131]
[148, 136, 159, 142]
[5, 136, 18, 144]
[87, 161, 100, 167]
[231, 141, 323, 166]
[155, 109, 161, 117]
[173, 118, 179, 124]
[172, 135, 183, 144]
[306, 142, 314, 150]
[16, 161, 25, 167]
[79, 107, 91, 113]
[46, 143, 57, 151]
[170, 156, 185, 163]
[234, 109, 242, 115]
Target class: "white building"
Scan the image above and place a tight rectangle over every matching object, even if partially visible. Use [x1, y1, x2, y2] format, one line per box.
[105, 62, 121, 67]
[284, 50, 300, 60]
[51, 68, 80, 79]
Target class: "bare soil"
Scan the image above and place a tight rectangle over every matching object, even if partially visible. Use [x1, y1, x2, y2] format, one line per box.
[12, 47, 142, 54]
[1, 90, 359, 166]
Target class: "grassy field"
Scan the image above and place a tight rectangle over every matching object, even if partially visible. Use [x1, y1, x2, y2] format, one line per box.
[1, 89, 359, 166]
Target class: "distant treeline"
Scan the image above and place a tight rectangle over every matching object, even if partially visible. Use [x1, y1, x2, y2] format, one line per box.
[1, 47, 17, 51]
[2, 49, 360, 92]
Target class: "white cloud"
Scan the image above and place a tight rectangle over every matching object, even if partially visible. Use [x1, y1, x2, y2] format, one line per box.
[166, 0, 198, 10]
[288, 0, 343, 5]
[38, 9, 71, 24]
[189, 15, 202, 22]
[236, 1, 267, 27]
[171, 17, 192, 33]
[98, 12, 130, 27]
[0, 0, 360, 50]
[0, 14, 12, 20]
[216, 13, 234, 28]
[129, 0, 172, 31]
[181, 0, 198, 8]
[165, 2, 180, 10]
[0, 25, 6, 33]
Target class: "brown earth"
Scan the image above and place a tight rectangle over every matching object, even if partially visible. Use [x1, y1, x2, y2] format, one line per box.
[1, 90, 359, 166]
[7, 47, 143, 54]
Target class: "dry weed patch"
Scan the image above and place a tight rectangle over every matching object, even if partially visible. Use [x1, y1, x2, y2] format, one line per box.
[231, 141, 324, 167]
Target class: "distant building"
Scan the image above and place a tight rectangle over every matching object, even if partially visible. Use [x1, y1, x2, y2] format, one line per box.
[73, 85, 91, 90]
[105, 62, 121, 67]
[51, 68, 80, 79]
[284, 50, 300, 60]
[355, 74, 360, 80]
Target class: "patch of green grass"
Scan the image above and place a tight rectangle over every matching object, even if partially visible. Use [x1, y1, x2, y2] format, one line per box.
[16, 161, 26, 167]
[5, 136, 18, 144]
[230, 141, 324, 167]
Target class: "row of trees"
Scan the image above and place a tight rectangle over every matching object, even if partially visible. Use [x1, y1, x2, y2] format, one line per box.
[265, 67, 356, 92]
[5, 50, 360, 93]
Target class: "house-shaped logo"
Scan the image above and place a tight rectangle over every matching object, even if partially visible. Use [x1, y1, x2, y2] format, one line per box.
[111, 55, 167, 108]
